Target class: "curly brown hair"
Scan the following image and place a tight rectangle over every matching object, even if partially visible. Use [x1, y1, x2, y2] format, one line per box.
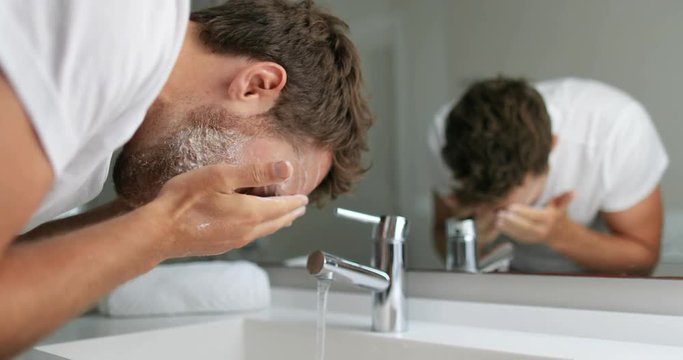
[190, 0, 373, 203]
[441, 77, 552, 207]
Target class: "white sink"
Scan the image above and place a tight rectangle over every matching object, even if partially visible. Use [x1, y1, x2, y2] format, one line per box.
[243, 319, 545, 360]
[33, 317, 543, 360]
[26, 287, 683, 359]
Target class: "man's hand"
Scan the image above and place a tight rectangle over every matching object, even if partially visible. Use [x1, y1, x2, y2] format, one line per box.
[149, 160, 309, 259]
[496, 191, 575, 245]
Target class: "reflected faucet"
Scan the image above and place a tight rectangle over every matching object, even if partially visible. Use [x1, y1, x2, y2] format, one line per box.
[446, 217, 514, 273]
[307, 208, 408, 333]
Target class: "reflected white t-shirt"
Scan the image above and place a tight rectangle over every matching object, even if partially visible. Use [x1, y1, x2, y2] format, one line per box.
[0, 0, 189, 232]
[430, 78, 669, 272]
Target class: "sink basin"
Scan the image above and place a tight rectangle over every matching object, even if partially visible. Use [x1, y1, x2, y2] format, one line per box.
[27, 287, 683, 359]
[244, 319, 546, 359]
[33, 317, 546, 360]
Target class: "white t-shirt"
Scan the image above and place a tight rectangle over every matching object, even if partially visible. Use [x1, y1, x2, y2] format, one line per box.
[430, 77, 669, 272]
[0, 0, 189, 232]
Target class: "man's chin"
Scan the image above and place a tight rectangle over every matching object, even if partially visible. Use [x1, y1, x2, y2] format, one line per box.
[112, 148, 172, 209]
[112, 165, 163, 209]
[113, 187, 158, 209]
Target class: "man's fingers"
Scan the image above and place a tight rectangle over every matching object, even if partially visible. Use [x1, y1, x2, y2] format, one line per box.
[506, 204, 547, 224]
[550, 191, 575, 210]
[215, 161, 294, 191]
[497, 210, 539, 241]
[250, 206, 308, 240]
[238, 194, 309, 222]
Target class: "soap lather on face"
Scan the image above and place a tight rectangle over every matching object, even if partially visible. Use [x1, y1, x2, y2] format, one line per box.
[112, 107, 333, 208]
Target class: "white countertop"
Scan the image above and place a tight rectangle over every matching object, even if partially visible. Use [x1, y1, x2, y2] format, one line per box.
[20, 287, 683, 360]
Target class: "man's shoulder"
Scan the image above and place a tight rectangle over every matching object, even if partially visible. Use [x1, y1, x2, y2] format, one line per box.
[538, 77, 647, 143]
[535, 77, 637, 107]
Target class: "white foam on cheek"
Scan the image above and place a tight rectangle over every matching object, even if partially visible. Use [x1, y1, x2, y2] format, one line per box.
[230, 145, 250, 166]
[173, 127, 249, 173]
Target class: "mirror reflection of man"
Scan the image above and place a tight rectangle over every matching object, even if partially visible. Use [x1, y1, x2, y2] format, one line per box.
[0, 0, 372, 356]
[430, 77, 667, 275]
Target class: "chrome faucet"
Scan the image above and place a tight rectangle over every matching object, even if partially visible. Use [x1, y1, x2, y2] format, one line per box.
[445, 217, 514, 273]
[307, 208, 408, 333]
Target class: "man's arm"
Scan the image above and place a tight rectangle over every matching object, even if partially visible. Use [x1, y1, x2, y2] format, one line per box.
[498, 188, 662, 275]
[553, 187, 662, 275]
[0, 201, 167, 356]
[0, 72, 309, 357]
[18, 199, 132, 242]
[0, 69, 61, 355]
[0, 73, 54, 253]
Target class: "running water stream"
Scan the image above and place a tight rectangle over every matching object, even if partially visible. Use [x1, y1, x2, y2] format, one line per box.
[315, 278, 332, 360]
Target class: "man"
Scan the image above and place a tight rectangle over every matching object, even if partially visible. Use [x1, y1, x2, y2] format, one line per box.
[431, 77, 667, 275]
[0, 0, 372, 356]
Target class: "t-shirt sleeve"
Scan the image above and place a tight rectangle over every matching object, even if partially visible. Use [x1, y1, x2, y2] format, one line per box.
[600, 103, 668, 212]
[0, 0, 187, 177]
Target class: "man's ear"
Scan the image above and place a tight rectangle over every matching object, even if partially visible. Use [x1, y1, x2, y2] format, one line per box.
[551, 134, 559, 150]
[226, 61, 287, 116]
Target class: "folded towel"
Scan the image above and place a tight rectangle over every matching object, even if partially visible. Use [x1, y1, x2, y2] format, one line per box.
[98, 261, 270, 317]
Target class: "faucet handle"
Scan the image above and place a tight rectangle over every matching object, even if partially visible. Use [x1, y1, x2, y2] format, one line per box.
[336, 208, 408, 243]
[335, 208, 381, 224]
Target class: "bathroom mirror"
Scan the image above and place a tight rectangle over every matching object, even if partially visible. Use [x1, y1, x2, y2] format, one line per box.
[88, 0, 683, 278]
[250, 0, 683, 278]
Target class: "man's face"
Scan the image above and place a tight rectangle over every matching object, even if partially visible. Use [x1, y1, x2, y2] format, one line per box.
[113, 100, 332, 207]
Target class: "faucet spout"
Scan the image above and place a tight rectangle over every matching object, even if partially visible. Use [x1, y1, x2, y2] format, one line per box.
[308, 208, 408, 333]
[307, 251, 390, 292]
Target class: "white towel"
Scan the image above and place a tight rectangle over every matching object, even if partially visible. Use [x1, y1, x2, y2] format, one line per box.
[98, 261, 270, 317]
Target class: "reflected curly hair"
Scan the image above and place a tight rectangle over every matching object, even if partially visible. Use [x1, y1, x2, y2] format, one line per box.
[442, 77, 552, 207]
[191, 0, 373, 203]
